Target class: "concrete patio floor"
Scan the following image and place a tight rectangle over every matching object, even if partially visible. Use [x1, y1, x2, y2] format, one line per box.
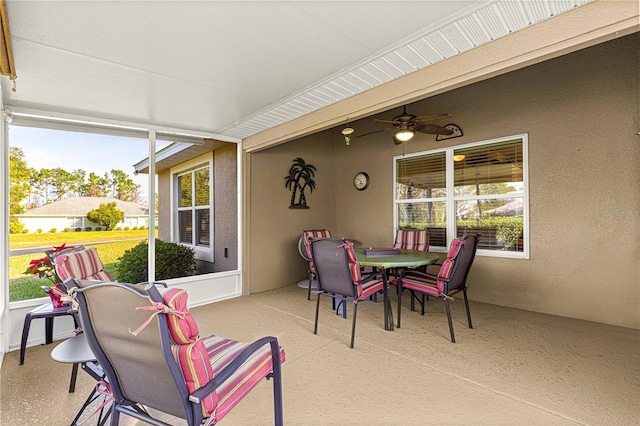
[1, 284, 638, 425]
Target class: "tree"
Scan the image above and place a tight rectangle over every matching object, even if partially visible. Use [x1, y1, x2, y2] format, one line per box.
[86, 201, 125, 231]
[109, 169, 140, 201]
[84, 172, 108, 197]
[9, 147, 30, 232]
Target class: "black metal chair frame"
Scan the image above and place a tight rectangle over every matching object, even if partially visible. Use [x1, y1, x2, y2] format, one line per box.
[397, 234, 480, 343]
[310, 238, 386, 348]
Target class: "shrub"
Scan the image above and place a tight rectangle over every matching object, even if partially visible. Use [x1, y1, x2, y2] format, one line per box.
[124, 226, 130, 231]
[85, 227, 93, 232]
[139, 225, 145, 230]
[9, 219, 24, 234]
[63, 228, 70, 232]
[49, 228, 57, 233]
[116, 240, 196, 284]
[37, 228, 42, 233]
[21, 229, 28, 234]
[95, 227, 102, 231]
[132, 226, 138, 230]
[75, 227, 82, 232]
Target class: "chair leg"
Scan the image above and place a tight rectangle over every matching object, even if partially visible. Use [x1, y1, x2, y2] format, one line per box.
[313, 293, 321, 335]
[444, 299, 456, 343]
[410, 290, 415, 311]
[421, 294, 426, 316]
[110, 404, 120, 426]
[397, 285, 402, 328]
[69, 362, 79, 393]
[270, 340, 284, 426]
[350, 302, 358, 348]
[463, 288, 473, 329]
[307, 271, 313, 300]
[19, 313, 33, 365]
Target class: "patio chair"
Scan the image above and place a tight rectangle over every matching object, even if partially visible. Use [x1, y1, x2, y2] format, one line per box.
[18, 245, 101, 365]
[389, 228, 430, 307]
[66, 279, 285, 425]
[396, 234, 480, 343]
[310, 238, 386, 348]
[300, 229, 331, 300]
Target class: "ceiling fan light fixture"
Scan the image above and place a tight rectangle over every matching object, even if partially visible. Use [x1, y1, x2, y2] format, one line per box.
[454, 154, 466, 162]
[394, 128, 414, 142]
[342, 126, 354, 145]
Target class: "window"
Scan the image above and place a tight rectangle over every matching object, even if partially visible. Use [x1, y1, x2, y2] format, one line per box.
[394, 135, 528, 258]
[67, 217, 83, 228]
[175, 162, 212, 259]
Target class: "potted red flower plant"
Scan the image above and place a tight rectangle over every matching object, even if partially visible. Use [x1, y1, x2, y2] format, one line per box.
[24, 244, 74, 307]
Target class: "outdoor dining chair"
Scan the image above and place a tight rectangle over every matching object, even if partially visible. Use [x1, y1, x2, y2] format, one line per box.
[395, 234, 480, 343]
[301, 229, 331, 300]
[389, 228, 430, 307]
[309, 238, 386, 348]
[18, 245, 107, 365]
[66, 279, 285, 425]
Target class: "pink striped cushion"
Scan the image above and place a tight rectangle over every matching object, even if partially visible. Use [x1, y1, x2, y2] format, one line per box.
[356, 278, 384, 300]
[397, 274, 440, 297]
[393, 229, 430, 251]
[202, 334, 286, 423]
[161, 288, 200, 344]
[170, 339, 217, 417]
[55, 248, 112, 281]
[303, 230, 331, 268]
[340, 240, 362, 283]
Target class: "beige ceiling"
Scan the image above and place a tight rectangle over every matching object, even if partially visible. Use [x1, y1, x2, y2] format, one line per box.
[1, 0, 635, 148]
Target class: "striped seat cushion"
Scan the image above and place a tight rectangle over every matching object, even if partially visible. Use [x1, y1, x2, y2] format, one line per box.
[202, 334, 286, 423]
[163, 289, 285, 421]
[161, 288, 200, 344]
[356, 278, 384, 300]
[55, 248, 112, 282]
[399, 238, 464, 295]
[303, 230, 331, 271]
[393, 229, 430, 252]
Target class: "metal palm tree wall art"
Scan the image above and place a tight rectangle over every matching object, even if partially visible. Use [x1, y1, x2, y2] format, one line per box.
[285, 157, 316, 209]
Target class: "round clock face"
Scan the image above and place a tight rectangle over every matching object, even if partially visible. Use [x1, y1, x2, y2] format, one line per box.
[354, 172, 369, 190]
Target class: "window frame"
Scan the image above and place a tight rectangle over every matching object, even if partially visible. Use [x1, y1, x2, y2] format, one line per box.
[393, 133, 529, 259]
[170, 152, 214, 262]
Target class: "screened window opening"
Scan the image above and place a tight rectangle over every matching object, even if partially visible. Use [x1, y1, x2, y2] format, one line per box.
[395, 135, 528, 257]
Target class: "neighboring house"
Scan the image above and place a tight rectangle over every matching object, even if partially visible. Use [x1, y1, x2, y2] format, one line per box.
[15, 196, 151, 233]
[134, 140, 238, 274]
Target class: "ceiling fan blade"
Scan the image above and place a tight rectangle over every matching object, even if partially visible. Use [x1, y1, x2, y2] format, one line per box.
[416, 124, 454, 135]
[413, 113, 452, 124]
[353, 128, 391, 139]
[373, 118, 402, 125]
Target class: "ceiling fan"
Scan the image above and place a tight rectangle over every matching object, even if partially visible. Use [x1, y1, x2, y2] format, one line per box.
[356, 105, 453, 145]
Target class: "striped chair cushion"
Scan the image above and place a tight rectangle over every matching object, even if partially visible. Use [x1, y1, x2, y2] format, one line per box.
[55, 248, 112, 282]
[171, 339, 217, 417]
[161, 288, 200, 344]
[393, 229, 430, 251]
[356, 278, 384, 300]
[303, 230, 331, 270]
[163, 288, 285, 421]
[341, 240, 362, 283]
[399, 238, 464, 295]
[202, 334, 286, 423]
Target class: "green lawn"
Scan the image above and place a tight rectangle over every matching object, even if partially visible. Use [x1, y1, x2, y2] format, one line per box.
[9, 229, 154, 249]
[9, 237, 149, 302]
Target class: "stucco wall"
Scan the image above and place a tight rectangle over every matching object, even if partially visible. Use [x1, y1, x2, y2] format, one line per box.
[213, 144, 238, 271]
[249, 133, 336, 293]
[248, 33, 639, 328]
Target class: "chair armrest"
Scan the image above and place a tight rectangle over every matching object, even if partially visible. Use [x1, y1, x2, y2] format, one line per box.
[189, 336, 282, 403]
[399, 268, 441, 282]
[358, 271, 387, 285]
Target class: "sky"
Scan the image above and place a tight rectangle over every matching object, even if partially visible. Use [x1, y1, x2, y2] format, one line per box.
[10, 126, 168, 204]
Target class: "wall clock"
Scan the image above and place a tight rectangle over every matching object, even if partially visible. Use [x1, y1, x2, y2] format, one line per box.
[353, 172, 369, 191]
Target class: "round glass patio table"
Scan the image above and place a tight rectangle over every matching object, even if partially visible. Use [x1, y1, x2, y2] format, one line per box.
[354, 249, 440, 331]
